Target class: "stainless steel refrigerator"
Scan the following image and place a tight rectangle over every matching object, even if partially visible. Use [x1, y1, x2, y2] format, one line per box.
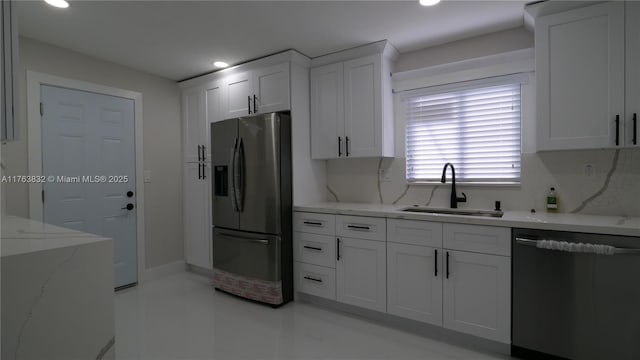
[210, 111, 292, 306]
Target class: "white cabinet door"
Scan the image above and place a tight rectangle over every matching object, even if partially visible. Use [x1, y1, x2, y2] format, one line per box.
[182, 86, 205, 163]
[443, 250, 510, 344]
[536, 2, 625, 150]
[183, 163, 212, 270]
[387, 243, 442, 326]
[223, 71, 252, 118]
[205, 80, 225, 161]
[253, 62, 290, 115]
[336, 237, 386, 312]
[310, 62, 344, 159]
[344, 54, 382, 158]
[626, 2, 640, 147]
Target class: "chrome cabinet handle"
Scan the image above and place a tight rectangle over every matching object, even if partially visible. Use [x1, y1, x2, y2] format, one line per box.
[338, 136, 342, 157]
[303, 245, 323, 251]
[336, 238, 341, 261]
[202, 163, 206, 180]
[247, 96, 251, 114]
[303, 221, 323, 226]
[633, 113, 637, 145]
[253, 94, 257, 114]
[303, 276, 322, 283]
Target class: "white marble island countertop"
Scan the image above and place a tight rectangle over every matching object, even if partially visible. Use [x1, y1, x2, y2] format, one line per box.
[1, 215, 110, 257]
[294, 202, 640, 237]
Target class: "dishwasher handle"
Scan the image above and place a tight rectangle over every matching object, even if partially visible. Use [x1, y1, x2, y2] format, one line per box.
[515, 237, 640, 255]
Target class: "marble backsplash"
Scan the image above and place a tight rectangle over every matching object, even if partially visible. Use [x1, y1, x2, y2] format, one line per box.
[326, 149, 640, 218]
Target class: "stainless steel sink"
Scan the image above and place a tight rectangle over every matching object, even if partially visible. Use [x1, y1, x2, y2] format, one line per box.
[400, 206, 504, 218]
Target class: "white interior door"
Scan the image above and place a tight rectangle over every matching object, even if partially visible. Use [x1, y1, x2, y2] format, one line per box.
[41, 84, 137, 288]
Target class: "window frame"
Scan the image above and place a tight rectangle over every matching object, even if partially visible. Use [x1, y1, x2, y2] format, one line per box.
[400, 73, 528, 186]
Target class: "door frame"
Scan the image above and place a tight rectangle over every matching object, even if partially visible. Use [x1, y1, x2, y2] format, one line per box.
[27, 70, 146, 282]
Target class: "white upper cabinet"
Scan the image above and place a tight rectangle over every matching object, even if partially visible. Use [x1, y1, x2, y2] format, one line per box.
[344, 55, 383, 158]
[253, 63, 290, 114]
[223, 63, 290, 118]
[223, 71, 253, 118]
[182, 86, 206, 163]
[310, 40, 397, 159]
[310, 63, 344, 159]
[626, 2, 640, 147]
[1, 0, 18, 142]
[535, 2, 632, 150]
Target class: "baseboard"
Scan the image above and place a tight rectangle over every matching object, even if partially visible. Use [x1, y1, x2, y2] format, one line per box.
[296, 293, 511, 357]
[142, 261, 187, 282]
[186, 264, 214, 277]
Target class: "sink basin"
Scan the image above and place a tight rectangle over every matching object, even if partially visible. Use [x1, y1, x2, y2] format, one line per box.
[400, 206, 504, 218]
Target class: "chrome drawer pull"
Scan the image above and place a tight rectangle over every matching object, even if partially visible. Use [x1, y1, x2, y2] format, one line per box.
[303, 276, 322, 283]
[303, 221, 323, 226]
[303, 245, 323, 251]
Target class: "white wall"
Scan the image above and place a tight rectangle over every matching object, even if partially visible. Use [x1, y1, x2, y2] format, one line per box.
[395, 27, 534, 72]
[1, 37, 184, 269]
[325, 27, 640, 217]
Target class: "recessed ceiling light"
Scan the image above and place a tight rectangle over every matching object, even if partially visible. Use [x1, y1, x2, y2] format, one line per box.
[44, 0, 69, 8]
[213, 61, 229, 69]
[419, 0, 441, 6]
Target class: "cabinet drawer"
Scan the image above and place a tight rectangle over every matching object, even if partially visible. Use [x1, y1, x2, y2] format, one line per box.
[296, 262, 336, 300]
[443, 224, 511, 256]
[294, 232, 336, 268]
[336, 215, 386, 242]
[387, 219, 442, 247]
[293, 212, 335, 235]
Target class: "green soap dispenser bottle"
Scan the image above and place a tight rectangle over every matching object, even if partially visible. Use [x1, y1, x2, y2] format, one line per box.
[546, 187, 558, 212]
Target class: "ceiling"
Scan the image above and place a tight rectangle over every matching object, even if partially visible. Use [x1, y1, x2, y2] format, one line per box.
[17, 1, 528, 81]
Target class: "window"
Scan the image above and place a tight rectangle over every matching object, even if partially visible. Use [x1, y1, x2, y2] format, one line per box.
[403, 75, 523, 184]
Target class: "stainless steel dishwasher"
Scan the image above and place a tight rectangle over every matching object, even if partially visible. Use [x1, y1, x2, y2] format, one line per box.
[512, 228, 640, 360]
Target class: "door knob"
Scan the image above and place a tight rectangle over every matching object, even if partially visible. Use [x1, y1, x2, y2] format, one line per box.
[121, 203, 134, 211]
[126, 191, 134, 198]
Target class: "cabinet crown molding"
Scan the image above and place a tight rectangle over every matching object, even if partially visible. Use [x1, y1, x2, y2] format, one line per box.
[310, 40, 399, 68]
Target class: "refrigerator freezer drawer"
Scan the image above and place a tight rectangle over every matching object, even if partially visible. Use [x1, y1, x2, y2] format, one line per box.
[213, 228, 281, 282]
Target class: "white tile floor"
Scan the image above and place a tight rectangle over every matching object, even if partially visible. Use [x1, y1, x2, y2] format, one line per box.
[115, 271, 511, 360]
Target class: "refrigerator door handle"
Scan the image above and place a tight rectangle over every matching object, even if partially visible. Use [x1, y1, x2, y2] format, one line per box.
[237, 137, 246, 212]
[230, 137, 239, 212]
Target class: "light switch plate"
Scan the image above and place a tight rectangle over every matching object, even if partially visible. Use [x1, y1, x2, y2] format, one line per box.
[143, 170, 152, 183]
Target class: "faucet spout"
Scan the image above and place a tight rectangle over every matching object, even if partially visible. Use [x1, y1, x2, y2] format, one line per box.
[441, 163, 466, 209]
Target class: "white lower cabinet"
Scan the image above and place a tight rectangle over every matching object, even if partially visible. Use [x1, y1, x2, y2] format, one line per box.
[442, 250, 511, 343]
[296, 262, 336, 299]
[294, 212, 511, 344]
[336, 237, 386, 312]
[387, 242, 442, 325]
[183, 163, 212, 270]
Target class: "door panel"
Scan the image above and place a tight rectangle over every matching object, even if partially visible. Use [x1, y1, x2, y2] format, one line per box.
[336, 237, 386, 312]
[182, 86, 205, 162]
[184, 163, 211, 269]
[211, 119, 239, 230]
[254, 63, 290, 114]
[387, 243, 442, 325]
[443, 250, 511, 343]
[344, 55, 381, 157]
[42, 85, 137, 288]
[212, 228, 281, 281]
[224, 72, 252, 118]
[237, 114, 282, 234]
[310, 63, 343, 159]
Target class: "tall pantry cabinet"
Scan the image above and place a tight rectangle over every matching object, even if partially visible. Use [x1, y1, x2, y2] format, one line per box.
[179, 51, 320, 270]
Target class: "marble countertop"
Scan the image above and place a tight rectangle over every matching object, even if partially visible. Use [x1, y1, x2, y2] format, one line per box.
[294, 202, 640, 237]
[1, 216, 111, 257]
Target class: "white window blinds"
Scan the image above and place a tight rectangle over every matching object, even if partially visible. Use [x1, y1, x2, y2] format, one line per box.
[404, 76, 522, 184]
